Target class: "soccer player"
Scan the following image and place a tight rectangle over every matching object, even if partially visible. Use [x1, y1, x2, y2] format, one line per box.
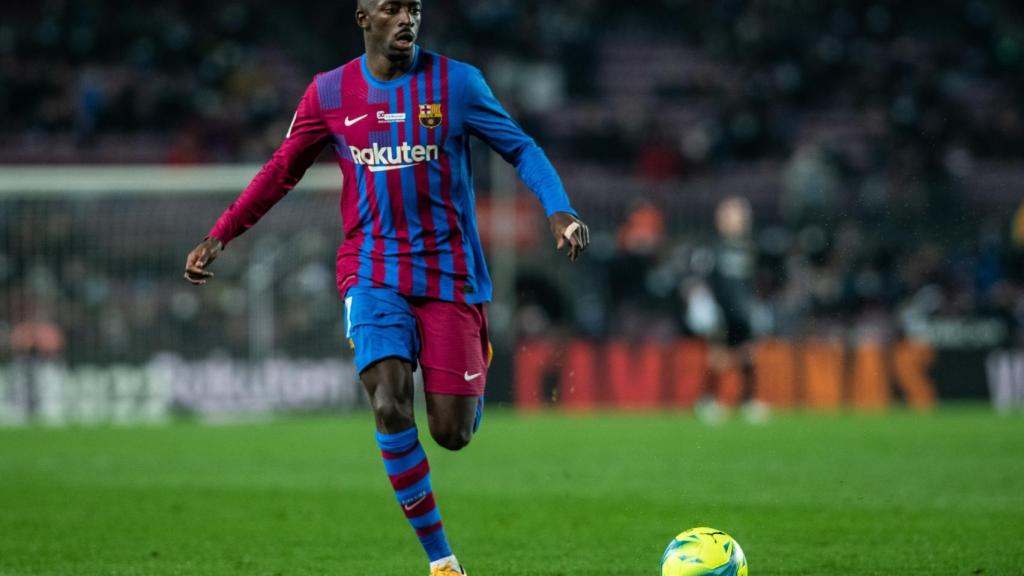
[183, 1, 589, 574]
[705, 197, 760, 419]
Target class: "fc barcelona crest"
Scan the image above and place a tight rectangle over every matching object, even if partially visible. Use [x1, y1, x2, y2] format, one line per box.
[419, 103, 443, 129]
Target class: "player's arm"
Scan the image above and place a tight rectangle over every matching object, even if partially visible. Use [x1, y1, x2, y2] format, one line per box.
[462, 67, 589, 261]
[184, 80, 330, 285]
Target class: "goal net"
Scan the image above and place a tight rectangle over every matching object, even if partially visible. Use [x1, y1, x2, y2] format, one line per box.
[0, 164, 363, 424]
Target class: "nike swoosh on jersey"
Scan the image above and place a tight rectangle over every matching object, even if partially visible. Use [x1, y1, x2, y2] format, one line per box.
[367, 164, 415, 173]
[464, 371, 482, 382]
[344, 114, 369, 127]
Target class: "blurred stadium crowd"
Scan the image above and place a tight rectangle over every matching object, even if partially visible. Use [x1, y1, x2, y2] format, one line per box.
[2, 0, 1024, 364]
[5, 1, 1024, 167]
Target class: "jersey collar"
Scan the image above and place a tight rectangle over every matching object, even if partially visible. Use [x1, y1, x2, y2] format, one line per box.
[360, 46, 420, 90]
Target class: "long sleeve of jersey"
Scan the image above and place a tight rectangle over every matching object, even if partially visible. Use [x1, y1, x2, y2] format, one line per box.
[462, 67, 576, 217]
[208, 81, 330, 247]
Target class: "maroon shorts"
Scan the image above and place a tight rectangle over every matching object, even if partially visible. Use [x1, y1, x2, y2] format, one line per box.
[345, 285, 490, 396]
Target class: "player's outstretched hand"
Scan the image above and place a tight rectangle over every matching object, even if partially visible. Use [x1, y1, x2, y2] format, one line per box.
[549, 212, 590, 262]
[184, 237, 223, 285]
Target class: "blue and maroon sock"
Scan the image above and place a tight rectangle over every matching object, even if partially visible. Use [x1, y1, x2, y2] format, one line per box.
[376, 427, 454, 564]
[472, 396, 484, 434]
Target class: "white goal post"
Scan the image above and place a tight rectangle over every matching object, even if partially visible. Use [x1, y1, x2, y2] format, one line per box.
[0, 164, 341, 197]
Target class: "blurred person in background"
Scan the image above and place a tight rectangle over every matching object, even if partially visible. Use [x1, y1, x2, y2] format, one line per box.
[9, 307, 65, 420]
[610, 200, 671, 339]
[1005, 202, 1024, 344]
[181, 1, 589, 574]
[699, 196, 763, 421]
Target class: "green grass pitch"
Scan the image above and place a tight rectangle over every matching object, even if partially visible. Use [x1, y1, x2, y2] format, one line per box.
[1, 408, 1022, 575]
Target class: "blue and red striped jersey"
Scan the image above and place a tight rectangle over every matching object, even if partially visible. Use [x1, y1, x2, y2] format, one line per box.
[209, 48, 576, 304]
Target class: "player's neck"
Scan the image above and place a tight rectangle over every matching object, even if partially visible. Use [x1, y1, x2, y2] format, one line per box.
[364, 48, 416, 82]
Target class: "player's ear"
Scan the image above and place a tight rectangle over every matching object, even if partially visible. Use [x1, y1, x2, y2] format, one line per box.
[355, 1, 372, 31]
[355, 8, 369, 30]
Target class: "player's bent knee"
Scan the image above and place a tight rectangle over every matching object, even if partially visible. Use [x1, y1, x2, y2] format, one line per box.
[431, 425, 472, 451]
[373, 397, 415, 433]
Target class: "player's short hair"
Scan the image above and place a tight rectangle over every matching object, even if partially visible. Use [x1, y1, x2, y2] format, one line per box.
[358, 0, 422, 10]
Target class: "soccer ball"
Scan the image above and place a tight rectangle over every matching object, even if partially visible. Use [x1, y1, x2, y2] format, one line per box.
[660, 527, 748, 576]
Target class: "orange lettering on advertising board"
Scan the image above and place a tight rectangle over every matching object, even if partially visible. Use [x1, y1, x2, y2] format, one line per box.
[892, 341, 936, 410]
[606, 341, 662, 409]
[851, 342, 890, 410]
[670, 340, 707, 408]
[802, 340, 844, 409]
[513, 338, 939, 411]
[752, 339, 796, 407]
[716, 367, 744, 407]
[514, 340, 555, 410]
[560, 340, 598, 411]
